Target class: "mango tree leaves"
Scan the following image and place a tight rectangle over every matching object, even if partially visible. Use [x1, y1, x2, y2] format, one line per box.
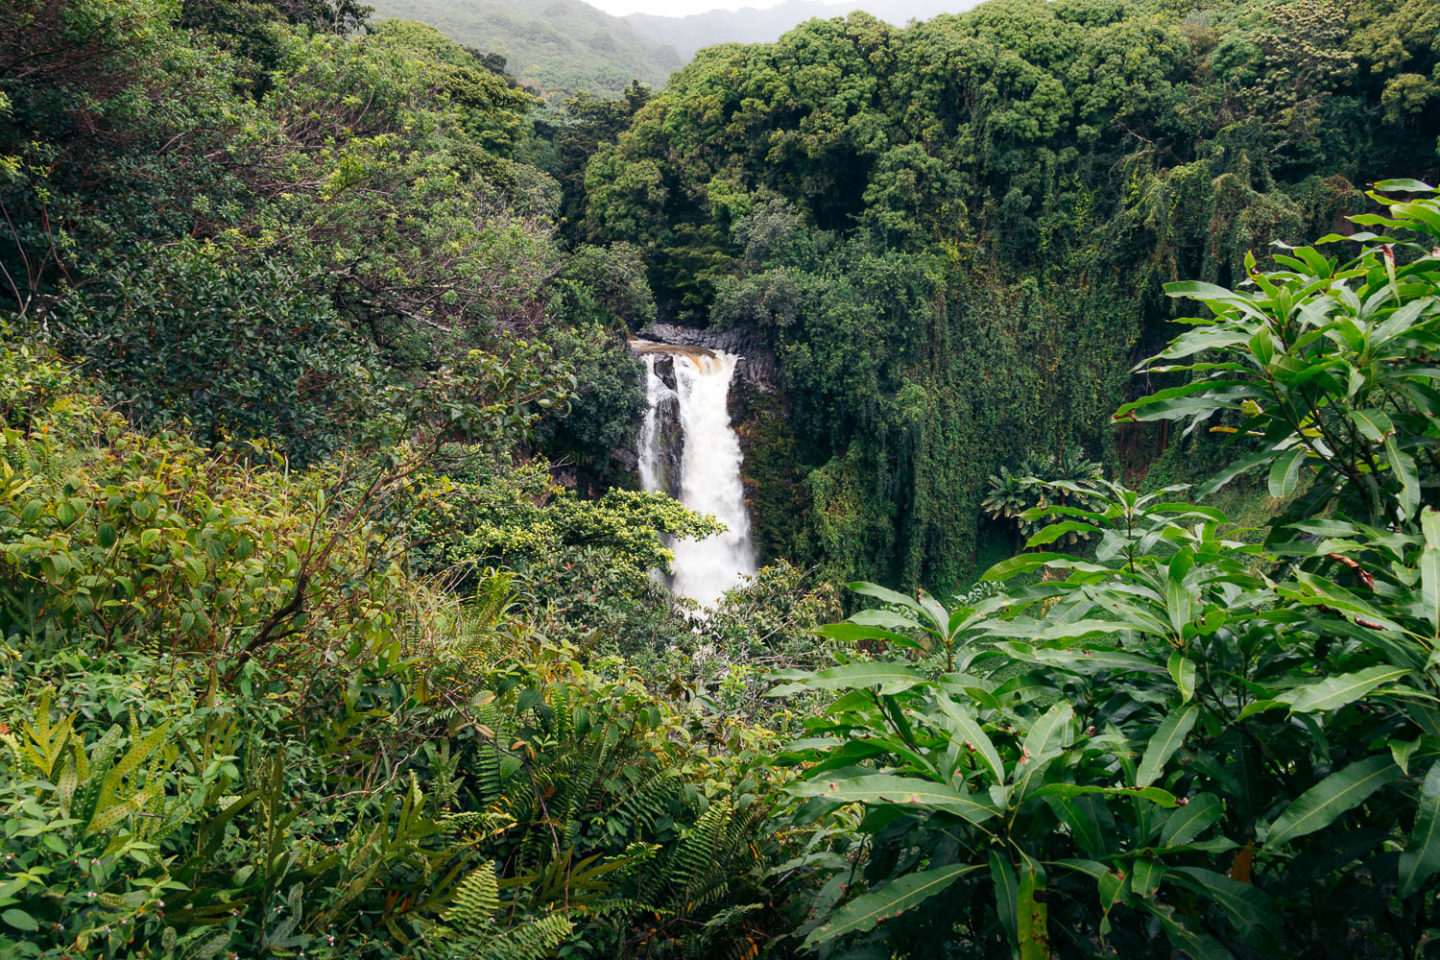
[1265, 756, 1401, 848]
[802, 864, 983, 947]
[1135, 705, 1199, 789]
[788, 771, 999, 827]
[1276, 666, 1414, 714]
[1159, 794, 1225, 848]
[1399, 762, 1440, 897]
[768, 661, 930, 696]
[1166, 867, 1280, 951]
[935, 698, 1004, 785]
[1016, 856, 1050, 960]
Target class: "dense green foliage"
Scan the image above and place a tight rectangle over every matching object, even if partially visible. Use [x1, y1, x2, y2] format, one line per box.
[5, 0, 1440, 957]
[775, 182, 1440, 958]
[0, 334, 800, 958]
[0, 2, 816, 956]
[583, 0, 1439, 590]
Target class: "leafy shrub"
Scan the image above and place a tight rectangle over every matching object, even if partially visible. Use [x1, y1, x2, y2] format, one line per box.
[530, 324, 646, 480]
[775, 184, 1440, 957]
[53, 242, 375, 464]
[0, 345, 789, 957]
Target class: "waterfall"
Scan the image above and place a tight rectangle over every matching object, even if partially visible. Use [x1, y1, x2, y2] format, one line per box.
[635, 343, 756, 607]
[637, 353, 673, 495]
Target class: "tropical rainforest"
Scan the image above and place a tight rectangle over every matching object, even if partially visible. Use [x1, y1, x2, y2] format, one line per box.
[1, 0, 1439, 957]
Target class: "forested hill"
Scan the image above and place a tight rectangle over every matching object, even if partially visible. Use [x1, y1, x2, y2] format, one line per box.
[363, 0, 977, 97]
[625, 0, 967, 61]
[581, 0, 1440, 590]
[365, 0, 683, 96]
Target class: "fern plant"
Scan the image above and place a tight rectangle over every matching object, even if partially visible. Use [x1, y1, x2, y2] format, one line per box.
[424, 862, 574, 960]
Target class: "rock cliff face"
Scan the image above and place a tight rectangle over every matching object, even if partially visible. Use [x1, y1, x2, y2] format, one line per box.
[637, 323, 777, 399]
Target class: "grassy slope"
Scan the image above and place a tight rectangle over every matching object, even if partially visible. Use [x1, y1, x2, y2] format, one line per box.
[367, 0, 682, 97]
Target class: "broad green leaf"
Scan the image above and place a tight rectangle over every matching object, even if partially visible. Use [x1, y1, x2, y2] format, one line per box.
[1276, 665, 1413, 713]
[1052, 858, 1106, 881]
[1374, 178, 1435, 192]
[915, 587, 951, 638]
[1017, 857, 1049, 960]
[1423, 509, 1440, 551]
[1113, 394, 1237, 420]
[1247, 325, 1275, 366]
[1160, 793, 1224, 848]
[1143, 901, 1236, 960]
[848, 609, 923, 631]
[1015, 702, 1074, 798]
[1391, 737, 1422, 776]
[1024, 702, 1074, 758]
[1285, 571, 1404, 632]
[847, 581, 920, 613]
[803, 863, 983, 947]
[1197, 448, 1279, 497]
[1348, 408, 1394, 442]
[982, 552, 1070, 582]
[1399, 762, 1440, 897]
[1026, 521, 1101, 547]
[789, 772, 998, 827]
[1266, 756, 1400, 847]
[1114, 378, 1254, 418]
[814, 622, 928, 653]
[1168, 652, 1196, 702]
[990, 852, 1018, 945]
[991, 641, 1165, 676]
[1, 909, 38, 932]
[1136, 705, 1198, 788]
[1421, 547, 1440, 637]
[1167, 867, 1279, 949]
[1268, 447, 1305, 499]
[1030, 783, 1178, 807]
[1050, 797, 1109, 857]
[1165, 280, 1250, 301]
[1131, 857, 1163, 898]
[800, 739, 915, 778]
[792, 662, 931, 695]
[777, 736, 843, 755]
[936, 698, 1004, 785]
[1385, 435, 1419, 519]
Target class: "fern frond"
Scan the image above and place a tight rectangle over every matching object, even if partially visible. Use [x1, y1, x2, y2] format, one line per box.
[443, 862, 503, 937]
[474, 912, 572, 960]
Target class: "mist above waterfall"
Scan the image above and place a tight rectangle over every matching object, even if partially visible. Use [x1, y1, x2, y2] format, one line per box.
[635, 343, 756, 607]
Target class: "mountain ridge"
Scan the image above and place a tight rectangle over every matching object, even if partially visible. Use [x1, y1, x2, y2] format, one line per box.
[366, 0, 977, 97]
[366, 0, 683, 97]
[625, 0, 966, 60]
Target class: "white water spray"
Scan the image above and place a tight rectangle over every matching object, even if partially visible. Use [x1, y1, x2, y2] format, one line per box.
[635, 344, 756, 607]
[637, 353, 673, 495]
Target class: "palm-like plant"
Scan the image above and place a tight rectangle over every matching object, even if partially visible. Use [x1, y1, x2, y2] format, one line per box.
[982, 448, 1103, 547]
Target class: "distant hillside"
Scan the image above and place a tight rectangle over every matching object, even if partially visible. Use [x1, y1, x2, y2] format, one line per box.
[366, 0, 977, 98]
[626, 0, 968, 60]
[366, 0, 682, 98]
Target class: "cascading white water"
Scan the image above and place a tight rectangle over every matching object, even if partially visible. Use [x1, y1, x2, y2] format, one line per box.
[635, 345, 756, 607]
[637, 354, 672, 495]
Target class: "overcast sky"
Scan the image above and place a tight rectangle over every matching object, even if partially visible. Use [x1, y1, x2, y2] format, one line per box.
[589, 0, 799, 15]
